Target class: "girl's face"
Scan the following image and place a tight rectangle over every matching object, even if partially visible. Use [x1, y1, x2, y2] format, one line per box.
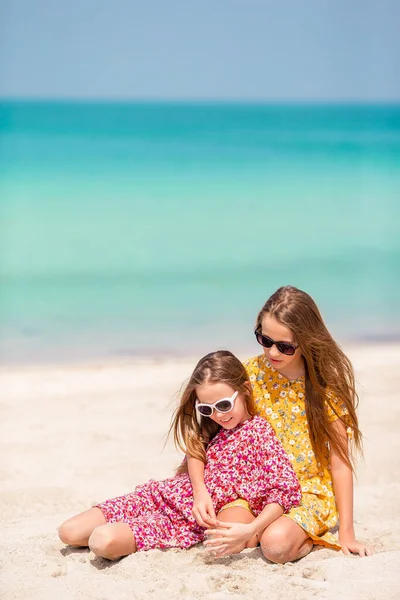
[195, 382, 250, 430]
[260, 314, 303, 374]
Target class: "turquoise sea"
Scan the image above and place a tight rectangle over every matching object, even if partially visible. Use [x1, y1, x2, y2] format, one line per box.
[1, 101, 399, 363]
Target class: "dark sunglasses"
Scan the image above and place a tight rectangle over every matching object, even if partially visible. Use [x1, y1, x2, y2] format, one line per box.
[254, 330, 298, 356]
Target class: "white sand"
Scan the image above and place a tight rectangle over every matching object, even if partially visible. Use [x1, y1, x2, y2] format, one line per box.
[1, 345, 399, 600]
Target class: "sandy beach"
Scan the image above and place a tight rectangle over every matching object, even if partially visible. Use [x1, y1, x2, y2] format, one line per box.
[1, 344, 400, 600]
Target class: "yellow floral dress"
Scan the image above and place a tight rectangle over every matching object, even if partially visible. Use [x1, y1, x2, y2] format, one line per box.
[239, 354, 352, 549]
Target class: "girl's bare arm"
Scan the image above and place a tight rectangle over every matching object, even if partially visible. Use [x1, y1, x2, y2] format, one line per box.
[330, 419, 373, 557]
[187, 456, 217, 526]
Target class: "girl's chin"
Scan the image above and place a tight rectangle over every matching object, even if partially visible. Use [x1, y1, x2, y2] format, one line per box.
[218, 417, 237, 428]
[219, 417, 234, 426]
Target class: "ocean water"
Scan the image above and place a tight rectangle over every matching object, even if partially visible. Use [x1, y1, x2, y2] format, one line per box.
[1, 101, 399, 363]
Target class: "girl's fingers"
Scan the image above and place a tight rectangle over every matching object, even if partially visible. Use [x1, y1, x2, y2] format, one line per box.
[203, 514, 218, 527]
[203, 529, 216, 537]
[215, 520, 232, 529]
[205, 543, 227, 555]
[193, 511, 208, 528]
[204, 521, 233, 535]
[342, 543, 374, 557]
[204, 536, 225, 547]
[208, 507, 217, 521]
[204, 528, 225, 537]
[193, 506, 218, 528]
[356, 544, 374, 557]
[193, 507, 219, 528]
[214, 548, 229, 557]
[199, 519, 209, 528]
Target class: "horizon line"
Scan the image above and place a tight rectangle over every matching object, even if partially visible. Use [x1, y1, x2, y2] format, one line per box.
[1, 97, 400, 106]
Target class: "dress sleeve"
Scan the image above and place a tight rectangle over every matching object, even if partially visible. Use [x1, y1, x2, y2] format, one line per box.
[325, 390, 354, 439]
[248, 420, 302, 514]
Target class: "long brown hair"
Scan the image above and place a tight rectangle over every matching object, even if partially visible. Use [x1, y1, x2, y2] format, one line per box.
[170, 350, 256, 473]
[256, 286, 362, 471]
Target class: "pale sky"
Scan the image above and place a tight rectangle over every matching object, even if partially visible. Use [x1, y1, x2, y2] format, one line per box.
[1, 0, 399, 100]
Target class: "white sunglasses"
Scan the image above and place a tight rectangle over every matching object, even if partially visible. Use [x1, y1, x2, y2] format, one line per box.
[195, 391, 239, 417]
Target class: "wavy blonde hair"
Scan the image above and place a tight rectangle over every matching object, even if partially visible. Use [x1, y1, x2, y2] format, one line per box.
[256, 286, 362, 471]
[170, 350, 256, 473]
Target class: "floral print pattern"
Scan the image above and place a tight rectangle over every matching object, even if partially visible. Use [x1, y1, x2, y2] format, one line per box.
[243, 354, 352, 549]
[96, 416, 301, 551]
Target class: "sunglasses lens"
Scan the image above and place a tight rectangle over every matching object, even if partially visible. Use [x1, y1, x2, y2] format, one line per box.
[215, 400, 232, 412]
[197, 405, 212, 416]
[255, 329, 297, 355]
[277, 343, 296, 356]
[255, 332, 273, 348]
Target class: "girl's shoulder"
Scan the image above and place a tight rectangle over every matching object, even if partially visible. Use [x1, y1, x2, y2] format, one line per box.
[243, 353, 264, 368]
[243, 355, 279, 386]
[242, 417, 285, 453]
[243, 354, 272, 375]
[247, 415, 276, 436]
[324, 389, 351, 421]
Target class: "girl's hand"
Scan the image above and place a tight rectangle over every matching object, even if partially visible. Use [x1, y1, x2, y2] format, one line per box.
[339, 531, 374, 557]
[192, 489, 217, 528]
[203, 520, 254, 556]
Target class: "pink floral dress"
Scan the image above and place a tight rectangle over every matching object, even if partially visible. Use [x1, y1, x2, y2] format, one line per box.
[96, 416, 301, 551]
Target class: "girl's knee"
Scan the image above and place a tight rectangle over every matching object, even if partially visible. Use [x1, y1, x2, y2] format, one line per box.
[260, 529, 292, 563]
[260, 528, 312, 564]
[58, 508, 106, 547]
[88, 525, 117, 559]
[88, 523, 136, 560]
[58, 518, 82, 546]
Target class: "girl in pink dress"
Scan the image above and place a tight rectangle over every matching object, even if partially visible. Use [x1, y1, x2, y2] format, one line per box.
[58, 350, 301, 560]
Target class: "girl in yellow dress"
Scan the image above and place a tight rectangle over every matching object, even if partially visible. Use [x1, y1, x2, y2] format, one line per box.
[189, 286, 373, 563]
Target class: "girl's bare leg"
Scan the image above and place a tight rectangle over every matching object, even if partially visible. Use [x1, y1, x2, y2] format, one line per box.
[259, 516, 313, 564]
[59, 509, 137, 560]
[58, 507, 107, 547]
[88, 522, 137, 560]
[216, 507, 258, 553]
